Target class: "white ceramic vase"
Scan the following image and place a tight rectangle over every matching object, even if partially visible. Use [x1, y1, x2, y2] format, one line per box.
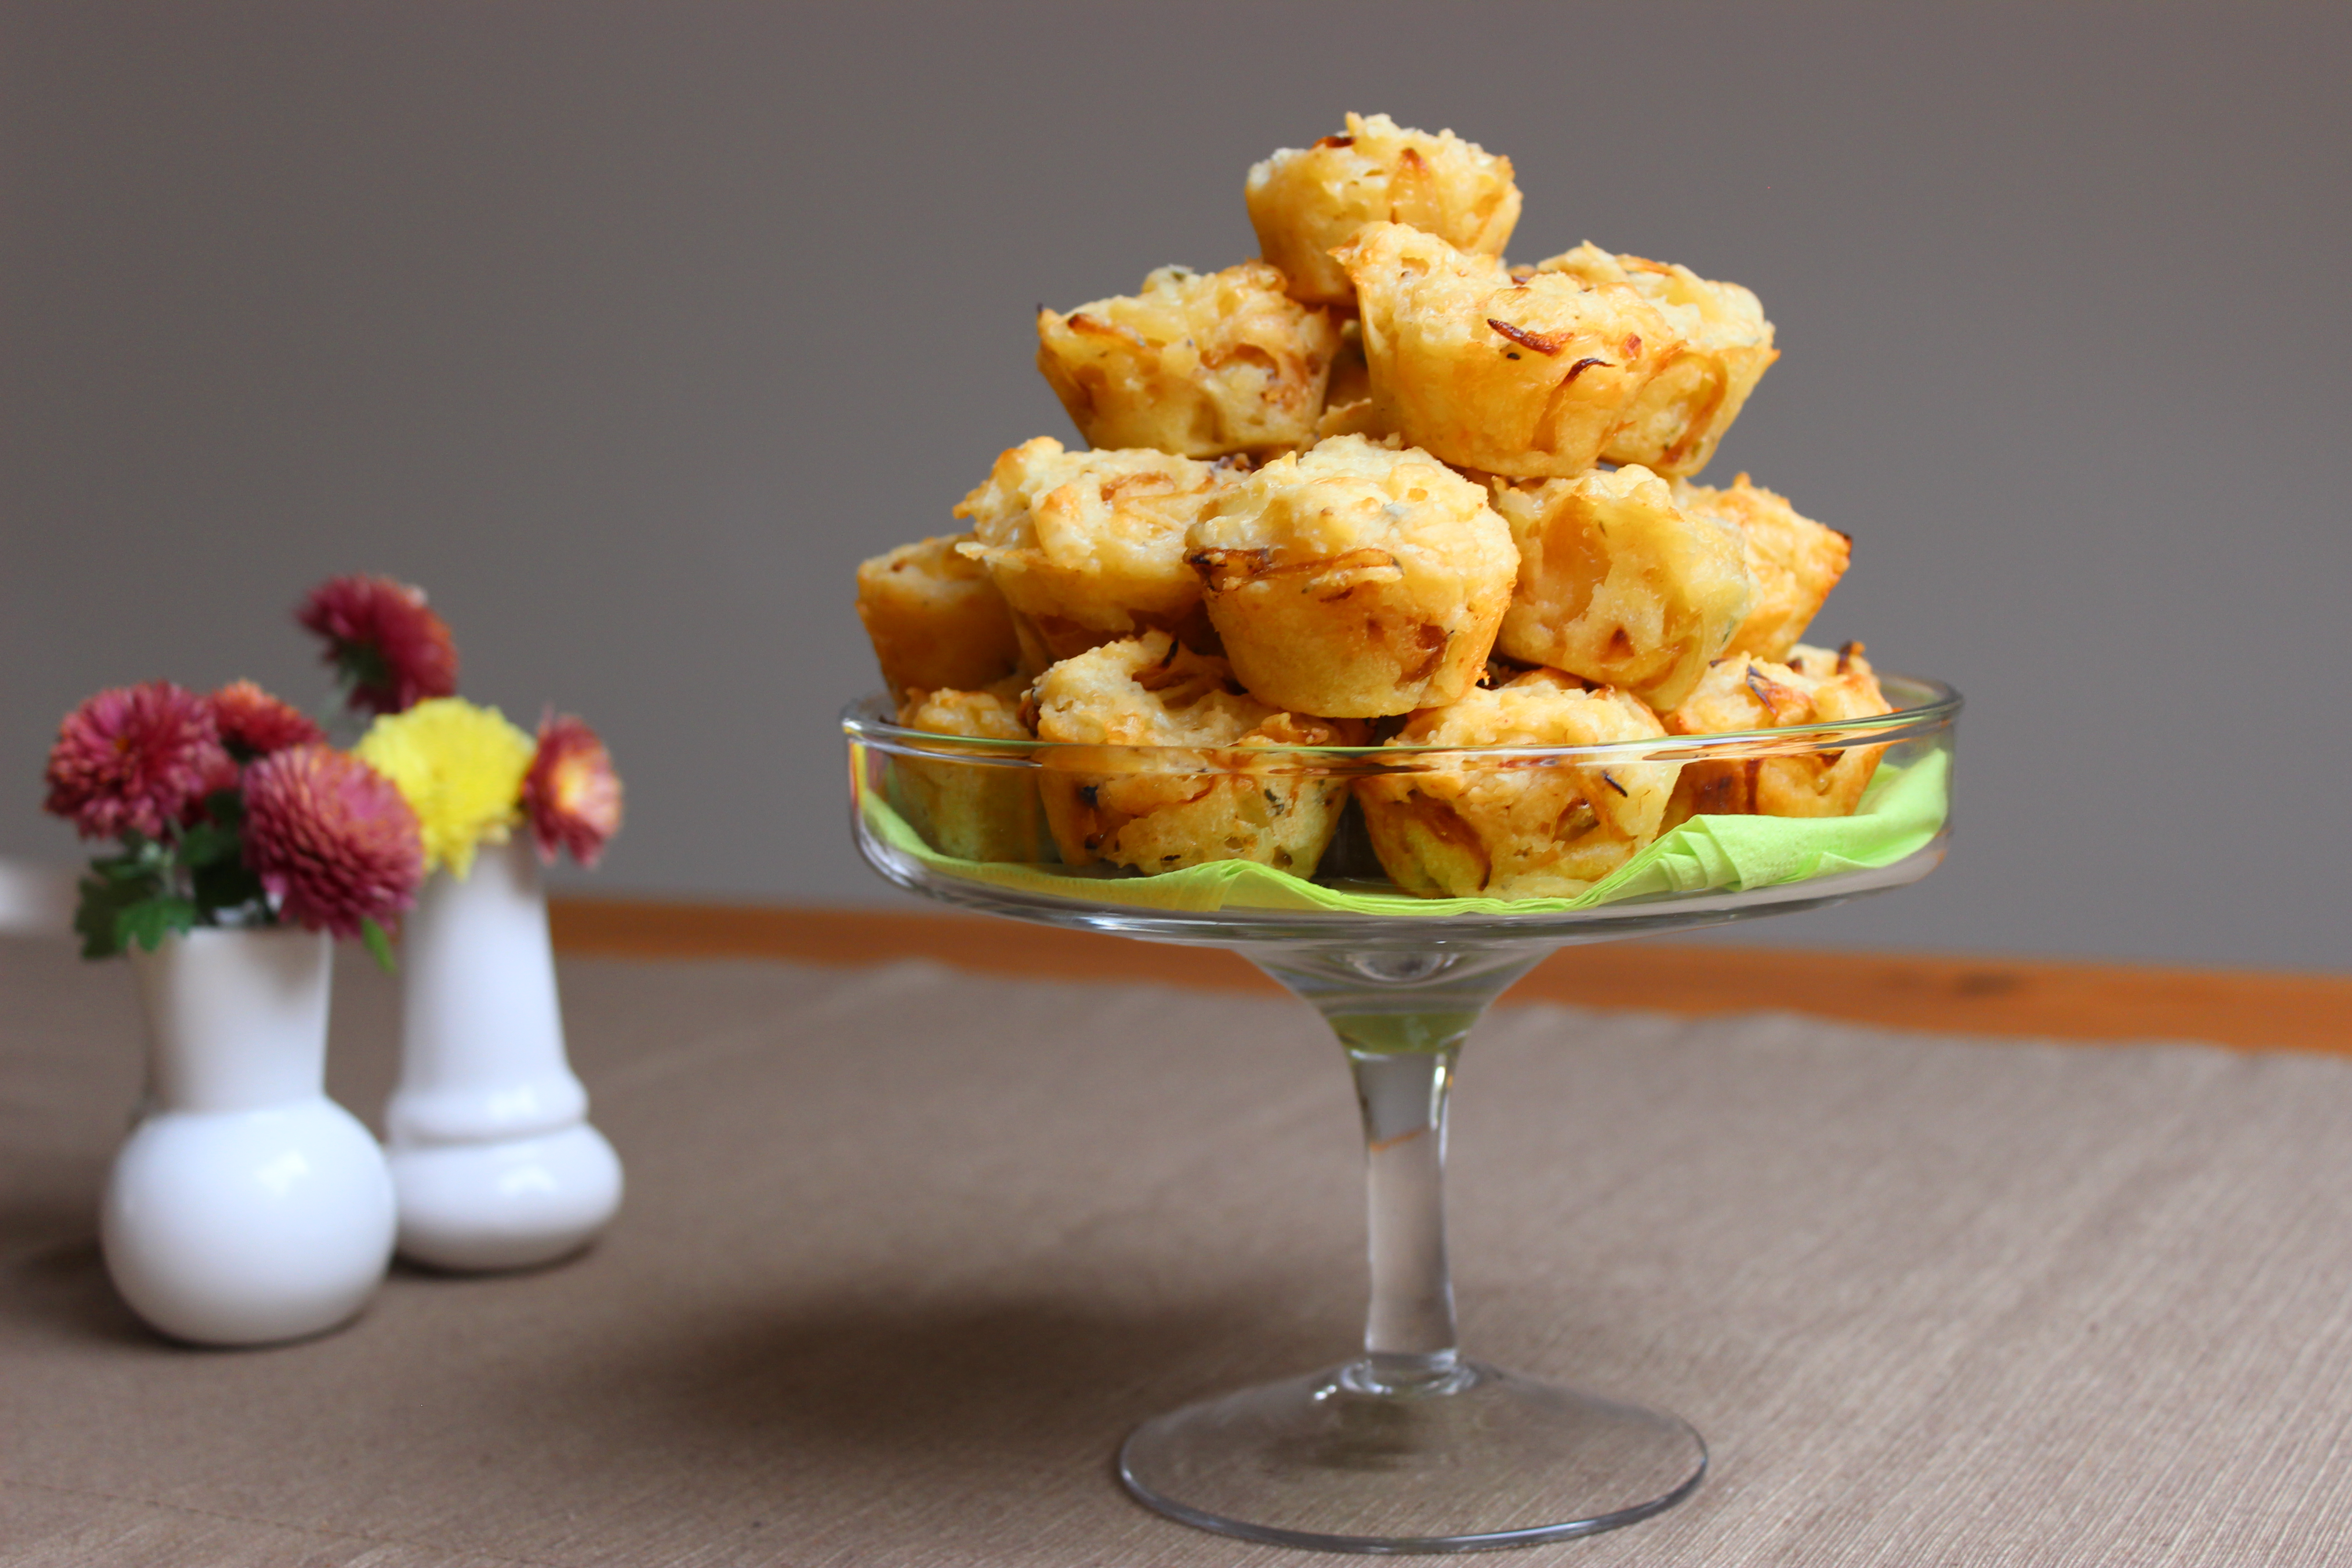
[386, 835, 622, 1271]
[104, 926, 397, 1346]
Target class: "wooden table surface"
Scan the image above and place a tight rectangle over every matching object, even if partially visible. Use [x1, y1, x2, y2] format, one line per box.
[547, 897, 2352, 1056]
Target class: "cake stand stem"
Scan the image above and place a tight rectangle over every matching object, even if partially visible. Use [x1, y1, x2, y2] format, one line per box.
[1264, 946, 1539, 1393]
[1344, 1032, 1466, 1390]
[1116, 943, 1707, 1553]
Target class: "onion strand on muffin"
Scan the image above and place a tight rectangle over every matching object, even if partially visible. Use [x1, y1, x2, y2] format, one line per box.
[889, 678, 1051, 863]
[1245, 113, 1521, 309]
[955, 438, 1245, 668]
[856, 534, 1025, 701]
[1659, 642, 1894, 829]
[1491, 465, 1752, 711]
[1671, 474, 1852, 662]
[1036, 262, 1343, 459]
[1185, 435, 1519, 718]
[1357, 669, 1680, 899]
[1532, 244, 1776, 477]
[1337, 223, 1681, 479]
[1029, 632, 1366, 874]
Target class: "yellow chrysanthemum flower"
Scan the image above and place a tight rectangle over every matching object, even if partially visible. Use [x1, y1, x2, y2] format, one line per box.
[355, 697, 535, 878]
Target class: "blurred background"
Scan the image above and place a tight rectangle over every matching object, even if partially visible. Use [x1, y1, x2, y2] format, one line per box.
[2, 2, 2345, 970]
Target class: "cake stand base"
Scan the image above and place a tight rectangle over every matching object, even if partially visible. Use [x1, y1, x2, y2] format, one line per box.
[1118, 1358, 1706, 1554]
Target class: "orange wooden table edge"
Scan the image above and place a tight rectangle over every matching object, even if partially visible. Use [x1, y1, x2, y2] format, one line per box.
[546, 896, 2352, 1058]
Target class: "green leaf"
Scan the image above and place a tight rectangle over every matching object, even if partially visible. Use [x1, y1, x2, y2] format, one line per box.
[336, 642, 391, 704]
[191, 856, 268, 922]
[176, 822, 241, 868]
[115, 896, 200, 954]
[204, 788, 245, 830]
[359, 917, 398, 974]
[72, 873, 137, 959]
[94, 836, 172, 882]
[74, 856, 175, 960]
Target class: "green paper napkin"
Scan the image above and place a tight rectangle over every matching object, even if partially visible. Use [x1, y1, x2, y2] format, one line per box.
[864, 749, 1949, 919]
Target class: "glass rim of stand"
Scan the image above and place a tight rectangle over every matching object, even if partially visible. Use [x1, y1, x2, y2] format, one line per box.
[843, 671, 1960, 951]
[844, 672, 1959, 769]
[842, 672, 1960, 1552]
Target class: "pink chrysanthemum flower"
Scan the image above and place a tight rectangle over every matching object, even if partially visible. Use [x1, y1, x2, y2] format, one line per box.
[211, 680, 326, 760]
[296, 575, 460, 715]
[521, 714, 624, 867]
[43, 681, 235, 841]
[242, 745, 425, 938]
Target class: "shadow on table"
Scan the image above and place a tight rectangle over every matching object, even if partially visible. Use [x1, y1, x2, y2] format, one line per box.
[0, 1201, 152, 1350]
[604, 1280, 1341, 1482]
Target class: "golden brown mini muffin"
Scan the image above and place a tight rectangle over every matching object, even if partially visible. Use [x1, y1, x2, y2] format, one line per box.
[887, 678, 1050, 863]
[1534, 245, 1776, 476]
[1245, 113, 1521, 309]
[1029, 633, 1365, 874]
[1492, 466, 1751, 710]
[855, 534, 1024, 699]
[1357, 669, 1678, 899]
[954, 438, 1244, 668]
[1337, 223, 1681, 479]
[1671, 474, 1851, 661]
[1185, 434, 1519, 717]
[1036, 262, 1343, 459]
[1659, 641, 1894, 829]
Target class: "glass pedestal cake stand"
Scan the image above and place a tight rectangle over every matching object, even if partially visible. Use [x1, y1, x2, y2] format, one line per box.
[843, 677, 1960, 1553]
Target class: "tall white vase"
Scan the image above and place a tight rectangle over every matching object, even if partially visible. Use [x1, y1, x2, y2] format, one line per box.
[386, 836, 622, 1271]
[104, 926, 396, 1346]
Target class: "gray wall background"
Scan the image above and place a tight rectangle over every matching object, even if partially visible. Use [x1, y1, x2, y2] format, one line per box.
[2, 3, 2346, 970]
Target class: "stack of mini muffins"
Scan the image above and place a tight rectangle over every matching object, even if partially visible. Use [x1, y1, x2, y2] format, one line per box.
[856, 113, 1893, 900]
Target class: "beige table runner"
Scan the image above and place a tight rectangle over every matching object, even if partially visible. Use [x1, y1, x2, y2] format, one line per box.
[4, 936, 2351, 1567]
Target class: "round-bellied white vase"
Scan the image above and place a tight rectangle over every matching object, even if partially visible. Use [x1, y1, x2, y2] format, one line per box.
[386, 836, 622, 1271]
[104, 926, 397, 1346]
